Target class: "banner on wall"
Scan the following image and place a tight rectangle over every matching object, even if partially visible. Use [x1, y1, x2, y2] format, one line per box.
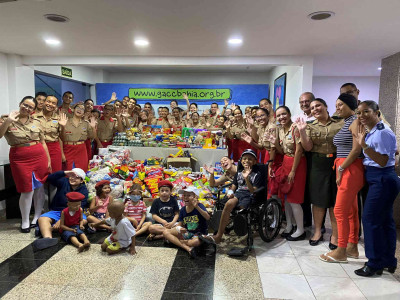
[96, 83, 269, 106]
[129, 88, 231, 100]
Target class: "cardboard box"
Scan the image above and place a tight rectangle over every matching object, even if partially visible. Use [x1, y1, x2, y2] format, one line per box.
[166, 157, 191, 169]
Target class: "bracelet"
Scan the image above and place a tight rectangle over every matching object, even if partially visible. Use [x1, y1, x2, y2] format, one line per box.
[338, 165, 345, 172]
[362, 145, 370, 151]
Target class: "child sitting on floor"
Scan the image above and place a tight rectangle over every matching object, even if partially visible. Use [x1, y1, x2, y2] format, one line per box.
[148, 180, 180, 240]
[87, 180, 113, 231]
[163, 186, 210, 258]
[124, 183, 152, 236]
[93, 201, 136, 255]
[60, 192, 91, 253]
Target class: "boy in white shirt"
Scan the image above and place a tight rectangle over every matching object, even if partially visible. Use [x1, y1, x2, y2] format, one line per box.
[93, 201, 136, 255]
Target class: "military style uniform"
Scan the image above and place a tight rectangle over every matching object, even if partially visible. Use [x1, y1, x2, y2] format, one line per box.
[35, 112, 63, 172]
[277, 123, 306, 203]
[306, 117, 343, 208]
[97, 117, 119, 147]
[152, 118, 171, 128]
[58, 106, 74, 119]
[1, 116, 48, 193]
[62, 119, 94, 172]
[362, 121, 400, 271]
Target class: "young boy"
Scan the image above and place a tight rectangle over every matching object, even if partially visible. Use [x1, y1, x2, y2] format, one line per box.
[163, 186, 210, 258]
[148, 180, 180, 240]
[93, 201, 136, 255]
[60, 192, 91, 253]
[203, 149, 263, 245]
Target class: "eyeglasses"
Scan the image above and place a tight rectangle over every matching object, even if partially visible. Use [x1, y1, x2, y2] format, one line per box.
[74, 107, 84, 112]
[21, 103, 35, 111]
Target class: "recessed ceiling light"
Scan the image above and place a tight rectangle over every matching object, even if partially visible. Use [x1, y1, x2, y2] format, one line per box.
[134, 39, 149, 46]
[378, 67, 382, 71]
[228, 38, 242, 45]
[308, 11, 335, 21]
[44, 14, 70, 23]
[45, 39, 61, 46]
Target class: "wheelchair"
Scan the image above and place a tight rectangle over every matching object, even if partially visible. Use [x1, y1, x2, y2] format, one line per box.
[209, 163, 283, 255]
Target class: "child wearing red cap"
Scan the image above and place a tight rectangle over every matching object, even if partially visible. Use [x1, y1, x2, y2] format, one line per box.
[87, 180, 113, 231]
[124, 183, 152, 236]
[60, 192, 91, 252]
[148, 180, 180, 240]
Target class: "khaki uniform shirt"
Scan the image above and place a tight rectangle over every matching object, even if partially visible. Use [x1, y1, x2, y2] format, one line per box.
[124, 114, 139, 129]
[58, 106, 74, 119]
[257, 122, 277, 151]
[1, 116, 44, 146]
[63, 119, 93, 142]
[306, 118, 343, 154]
[152, 118, 171, 128]
[34, 112, 61, 142]
[227, 120, 247, 139]
[278, 123, 301, 157]
[97, 117, 118, 141]
[205, 114, 218, 126]
[185, 119, 205, 129]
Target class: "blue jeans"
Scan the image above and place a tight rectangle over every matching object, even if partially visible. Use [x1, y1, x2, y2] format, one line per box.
[61, 225, 85, 243]
[363, 166, 400, 269]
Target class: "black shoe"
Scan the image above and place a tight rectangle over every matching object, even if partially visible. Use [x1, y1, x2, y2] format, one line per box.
[20, 227, 30, 233]
[33, 238, 58, 250]
[329, 235, 337, 250]
[364, 262, 397, 274]
[30, 223, 37, 229]
[189, 247, 197, 259]
[355, 265, 383, 277]
[309, 235, 324, 246]
[286, 232, 306, 241]
[281, 226, 296, 238]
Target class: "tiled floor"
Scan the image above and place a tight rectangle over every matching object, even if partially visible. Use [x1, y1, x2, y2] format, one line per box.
[0, 219, 399, 300]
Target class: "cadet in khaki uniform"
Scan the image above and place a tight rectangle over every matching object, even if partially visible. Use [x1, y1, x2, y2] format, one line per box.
[152, 107, 171, 128]
[241, 107, 280, 196]
[0, 96, 51, 232]
[297, 98, 343, 247]
[95, 104, 124, 149]
[185, 112, 205, 129]
[58, 91, 74, 119]
[61, 103, 97, 172]
[225, 108, 254, 161]
[35, 96, 68, 172]
[273, 106, 307, 241]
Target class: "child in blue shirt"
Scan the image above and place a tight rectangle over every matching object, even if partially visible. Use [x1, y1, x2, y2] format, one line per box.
[163, 186, 210, 258]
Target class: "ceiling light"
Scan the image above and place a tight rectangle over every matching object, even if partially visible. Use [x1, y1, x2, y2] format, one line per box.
[44, 14, 70, 23]
[134, 39, 149, 46]
[378, 67, 382, 71]
[308, 11, 335, 21]
[45, 39, 61, 46]
[228, 38, 242, 45]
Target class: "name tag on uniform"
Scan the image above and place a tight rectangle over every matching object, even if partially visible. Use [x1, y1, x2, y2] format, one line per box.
[287, 135, 292, 140]
[65, 131, 72, 134]
[83, 127, 87, 130]
[9, 127, 18, 131]
[52, 120, 58, 124]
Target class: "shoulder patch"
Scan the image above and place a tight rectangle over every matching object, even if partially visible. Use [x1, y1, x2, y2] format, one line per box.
[377, 123, 384, 130]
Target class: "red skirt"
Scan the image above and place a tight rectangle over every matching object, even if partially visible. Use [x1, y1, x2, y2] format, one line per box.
[63, 143, 88, 172]
[279, 155, 307, 204]
[231, 139, 257, 162]
[226, 138, 233, 159]
[267, 153, 283, 198]
[46, 141, 62, 172]
[9, 143, 49, 193]
[85, 139, 93, 161]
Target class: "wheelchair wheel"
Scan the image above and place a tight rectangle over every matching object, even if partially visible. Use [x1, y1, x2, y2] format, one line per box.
[258, 198, 282, 242]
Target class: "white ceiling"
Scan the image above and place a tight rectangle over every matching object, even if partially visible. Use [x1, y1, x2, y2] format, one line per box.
[0, 0, 398, 76]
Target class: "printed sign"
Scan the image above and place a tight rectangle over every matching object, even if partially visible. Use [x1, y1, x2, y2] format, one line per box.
[129, 88, 231, 100]
[61, 66, 72, 78]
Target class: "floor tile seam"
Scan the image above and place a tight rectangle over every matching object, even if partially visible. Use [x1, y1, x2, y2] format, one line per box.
[304, 274, 368, 300]
[293, 254, 319, 300]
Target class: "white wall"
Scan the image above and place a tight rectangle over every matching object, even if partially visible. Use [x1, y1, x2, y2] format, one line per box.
[108, 71, 270, 85]
[312, 76, 380, 115]
[268, 66, 304, 117]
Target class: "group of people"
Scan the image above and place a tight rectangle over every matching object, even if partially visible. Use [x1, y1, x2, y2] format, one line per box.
[0, 82, 399, 276]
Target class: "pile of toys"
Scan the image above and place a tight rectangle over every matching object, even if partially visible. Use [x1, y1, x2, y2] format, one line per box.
[85, 148, 218, 208]
[112, 125, 226, 149]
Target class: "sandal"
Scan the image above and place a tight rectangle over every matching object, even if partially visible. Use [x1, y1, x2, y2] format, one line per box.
[189, 247, 197, 259]
[199, 234, 217, 245]
[147, 233, 155, 241]
[319, 252, 348, 264]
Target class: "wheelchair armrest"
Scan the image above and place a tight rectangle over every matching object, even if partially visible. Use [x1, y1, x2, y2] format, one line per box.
[218, 182, 233, 192]
[252, 186, 265, 195]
